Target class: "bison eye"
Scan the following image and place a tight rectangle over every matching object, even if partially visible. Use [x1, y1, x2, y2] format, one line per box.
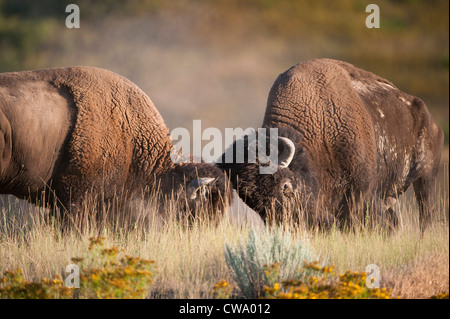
[281, 180, 293, 195]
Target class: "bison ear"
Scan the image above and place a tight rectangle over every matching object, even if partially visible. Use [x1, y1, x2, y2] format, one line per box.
[277, 137, 296, 168]
[187, 177, 216, 200]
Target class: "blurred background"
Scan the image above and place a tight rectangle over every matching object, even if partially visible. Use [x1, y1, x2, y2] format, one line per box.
[0, 0, 448, 143]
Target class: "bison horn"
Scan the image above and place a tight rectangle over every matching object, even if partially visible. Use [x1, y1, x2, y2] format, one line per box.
[187, 177, 216, 200]
[278, 137, 295, 168]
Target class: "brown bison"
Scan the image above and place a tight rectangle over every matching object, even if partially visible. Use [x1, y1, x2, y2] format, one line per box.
[0, 66, 229, 225]
[219, 59, 444, 231]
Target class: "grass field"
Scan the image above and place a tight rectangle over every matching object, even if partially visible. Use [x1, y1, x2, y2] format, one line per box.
[0, 161, 448, 299]
[0, 0, 448, 300]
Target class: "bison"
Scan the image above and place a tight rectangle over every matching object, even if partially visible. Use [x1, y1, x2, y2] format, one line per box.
[0, 66, 229, 225]
[219, 59, 444, 231]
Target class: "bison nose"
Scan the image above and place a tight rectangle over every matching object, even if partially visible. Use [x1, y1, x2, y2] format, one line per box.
[187, 177, 216, 200]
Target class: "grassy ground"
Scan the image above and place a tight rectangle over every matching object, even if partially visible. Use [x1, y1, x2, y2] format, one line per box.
[0, 0, 448, 300]
[0, 164, 448, 299]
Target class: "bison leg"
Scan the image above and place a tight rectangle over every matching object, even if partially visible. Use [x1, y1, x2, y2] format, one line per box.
[413, 176, 436, 233]
[412, 133, 443, 233]
[47, 178, 91, 231]
[337, 173, 377, 231]
[382, 196, 399, 232]
[336, 191, 353, 230]
[337, 188, 370, 231]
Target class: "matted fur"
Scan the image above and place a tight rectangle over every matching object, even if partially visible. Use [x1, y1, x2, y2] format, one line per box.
[0, 66, 228, 222]
[220, 59, 444, 231]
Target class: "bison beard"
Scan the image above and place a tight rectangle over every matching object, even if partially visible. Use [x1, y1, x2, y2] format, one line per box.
[218, 127, 322, 226]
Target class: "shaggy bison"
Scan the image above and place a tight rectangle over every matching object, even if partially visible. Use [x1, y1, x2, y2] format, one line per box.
[219, 59, 444, 231]
[0, 66, 229, 224]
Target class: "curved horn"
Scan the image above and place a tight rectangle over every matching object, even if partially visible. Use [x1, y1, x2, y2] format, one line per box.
[278, 137, 295, 168]
[187, 177, 216, 199]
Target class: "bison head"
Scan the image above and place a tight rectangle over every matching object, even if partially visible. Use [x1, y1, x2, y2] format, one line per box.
[217, 126, 316, 221]
[159, 162, 231, 221]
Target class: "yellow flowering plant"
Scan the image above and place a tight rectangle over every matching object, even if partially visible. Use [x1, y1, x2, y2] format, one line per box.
[210, 279, 233, 299]
[0, 236, 157, 299]
[262, 261, 393, 299]
[0, 269, 73, 299]
[73, 236, 157, 299]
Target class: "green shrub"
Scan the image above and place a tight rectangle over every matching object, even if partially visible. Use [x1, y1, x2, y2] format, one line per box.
[224, 227, 320, 298]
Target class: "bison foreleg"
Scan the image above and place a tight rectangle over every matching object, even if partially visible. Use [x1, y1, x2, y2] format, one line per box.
[337, 189, 368, 231]
[382, 196, 399, 232]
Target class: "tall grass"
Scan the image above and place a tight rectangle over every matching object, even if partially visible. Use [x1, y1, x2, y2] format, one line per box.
[0, 167, 448, 298]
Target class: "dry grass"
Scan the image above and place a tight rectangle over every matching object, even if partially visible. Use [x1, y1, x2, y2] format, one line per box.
[0, 164, 448, 298]
[0, 194, 249, 298]
[307, 222, 449, 299]
[0, 0, 448, 299]
[383, 252, 449, 299]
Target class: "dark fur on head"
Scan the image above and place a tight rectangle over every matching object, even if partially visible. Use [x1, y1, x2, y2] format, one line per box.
[160, 162, 231, 220]
[217, 126, 318, 221]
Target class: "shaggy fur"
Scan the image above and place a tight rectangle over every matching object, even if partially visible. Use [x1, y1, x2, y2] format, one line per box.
[159, 162, 229, 218]
[218, 127, 318, 222]
[261, 59, 444, 230]
[0, 66, 228, 221]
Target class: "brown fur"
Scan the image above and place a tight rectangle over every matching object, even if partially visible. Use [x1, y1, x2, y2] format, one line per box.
[263, 59, 444, 230]
[0, 66, 228, 222]
[218, 127, 319, 223]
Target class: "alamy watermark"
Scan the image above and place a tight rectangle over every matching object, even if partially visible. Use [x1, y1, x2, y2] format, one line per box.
[170, 120, 280, 174]
[366, 4, 380, 29]
[365, 264, 381, 288]
[65, 264, 80, 288]
[65, 4, 80, 29]
[64, 4, 380, 30]
[64, 4, 380, 29]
